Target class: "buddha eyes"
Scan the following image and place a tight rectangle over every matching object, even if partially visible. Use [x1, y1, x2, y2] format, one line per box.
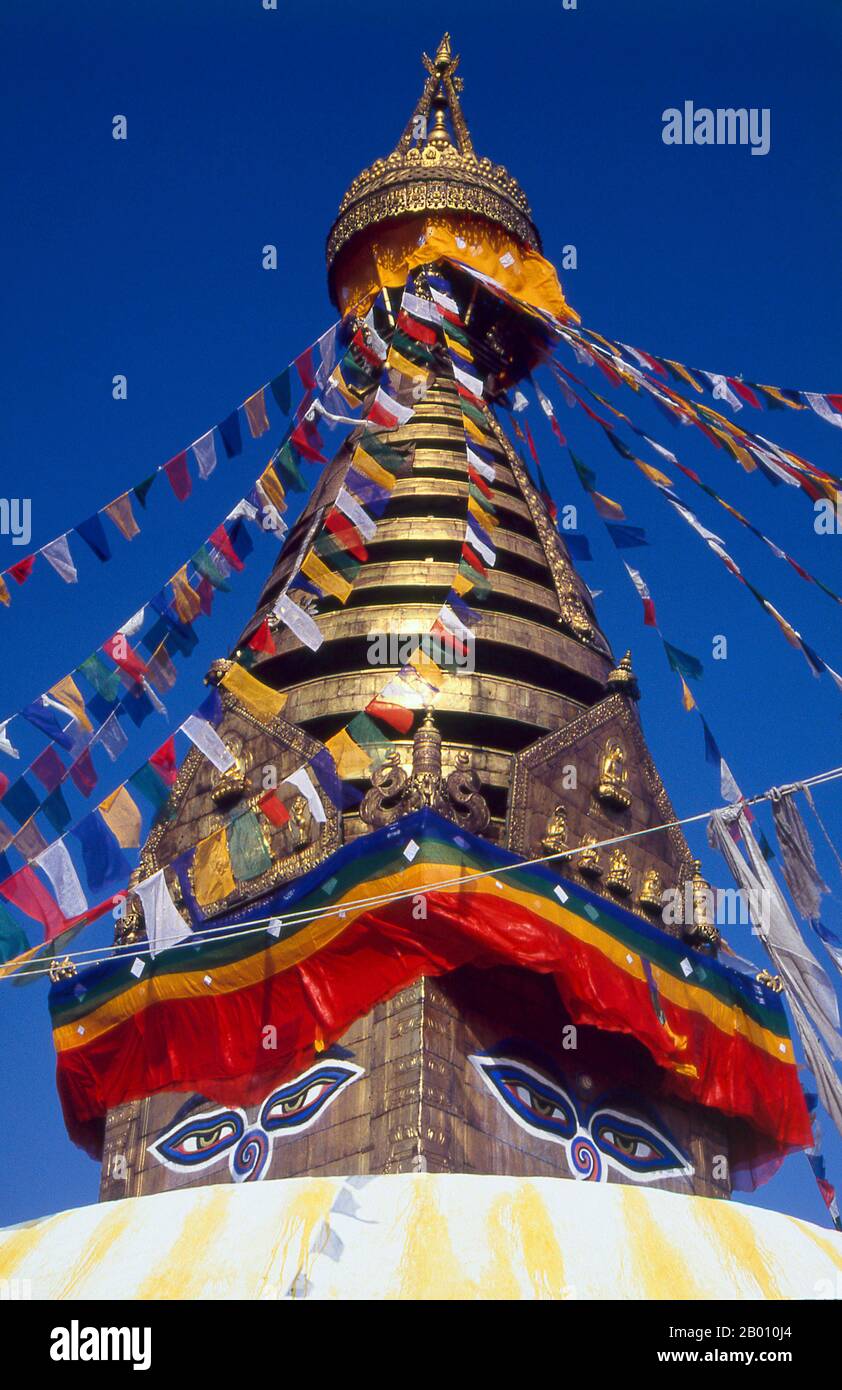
[260, 1063, 363, 1133]
[150, 1061, 364, 1176]
[471, 1058, 577, 1140]
[470, 1053, 691, 1182]
[153, 1111, 244, 1167]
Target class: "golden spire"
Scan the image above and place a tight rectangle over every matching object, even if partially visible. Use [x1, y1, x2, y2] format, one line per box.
[606, 650, 640, 700]
[326, 34, 540, 297]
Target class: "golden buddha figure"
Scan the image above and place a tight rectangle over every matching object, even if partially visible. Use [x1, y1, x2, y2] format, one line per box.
[541, 805, 568, 855]
[606, 848, 632, 895]
[596, 737, 632, 810]
[638, 868, 663, 913]
[285, 794, 312, 853]
[577, 835, 603, 879]
[211, 736, 250, 806]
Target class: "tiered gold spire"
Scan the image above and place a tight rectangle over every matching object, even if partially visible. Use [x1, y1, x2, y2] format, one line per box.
[326, 33, 541, 280]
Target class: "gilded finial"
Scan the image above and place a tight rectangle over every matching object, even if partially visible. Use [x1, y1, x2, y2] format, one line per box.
[606, 650, 640, 700]
[434, 33, 453, 72]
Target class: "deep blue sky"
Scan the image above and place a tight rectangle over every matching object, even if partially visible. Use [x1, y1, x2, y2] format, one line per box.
[1, 0, 841, 1231]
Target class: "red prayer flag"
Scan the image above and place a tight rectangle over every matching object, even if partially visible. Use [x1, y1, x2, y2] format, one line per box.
[103, 634, 148, 683]
[69, 748, 98, 798]
[365, 699, 414, 735]
[149, 737, 178, 787]
[164, 451, 192, 502]
[396, 311, 438, 346]
[209, 523, 244, 572]
[259, 790, 289, 827]
[461, 543, 488, 578]
[291, 419, 326, 464]
[467, 467, 493, 500]
[729, 379, 762, 409]
[248, 618, 276, 655]
[31, 746, 66, 793]
[9, 554, 36, 585]
[325, 510, 368, 561]
[523, 422, 541, 469]
[295, 347, 317, 391]
[0, 865, 68, 942]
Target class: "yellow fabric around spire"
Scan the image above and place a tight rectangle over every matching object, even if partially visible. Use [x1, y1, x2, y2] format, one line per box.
[333, 214, 577, 326]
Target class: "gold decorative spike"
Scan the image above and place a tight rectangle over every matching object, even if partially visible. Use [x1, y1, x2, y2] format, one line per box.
[577, 835, 603, 879]
[541, 805, 568, 854]
[638, 868, 663, 913]
[606, 650, 640, 701]
[606, 848, 632, 896]
[596, 737, 632, 809]
[360, 710, 490, 832]
[326, 34, 539, 282]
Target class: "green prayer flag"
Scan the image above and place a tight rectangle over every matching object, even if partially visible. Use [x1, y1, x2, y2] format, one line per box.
[78, 654, 122, 704]
[274, 442, 307, 493]
[133, 475, 157, 509]
[228, 808, 272, 881]
[663, 640, 703, 681]
[0, 901, 28, 965]
[192, 544, 231, 592]
[568, 450, 597, 491]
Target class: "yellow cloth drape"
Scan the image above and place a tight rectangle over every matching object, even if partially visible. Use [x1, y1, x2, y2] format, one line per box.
[333, 214, 578, 327]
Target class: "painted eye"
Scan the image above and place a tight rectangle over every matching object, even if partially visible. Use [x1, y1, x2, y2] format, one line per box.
[150, 1109, 244, 1169]
[260, 1062, 362, 1134]
[591, 1110, 691, 1179]
[470, 1056, 577, 1143]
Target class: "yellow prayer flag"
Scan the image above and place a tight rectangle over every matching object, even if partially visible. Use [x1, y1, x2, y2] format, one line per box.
[759, 384, 804, 410]
[444, 332, 474, 363]
[634, 458, 673, 487]
[49, 675, 93, 732]
[453, 571, 475, 598]
[192, 826, 236, 908]
[244, 388, 270, 439]
[353, 447, 397, 492]
[103, 494, 140, 541]
[259, 463, 287, 515]
[171, 566, 202, 623]
[326, 727, 373, 781]
[664, 359, 704, 394]
[330, 366, 360, 407]
[99, 785, 142, 848]
[220, 662, 287, 724]
[764, 602, 801, 648]
[388, 348, 428, 382]
[467, 498, 498, 535]
[679, 677, 696, 712]
[408, 648, 443, 690]
[464, 414, 489, 446]
[301, 551, 353, 604]
[0, 575, 9, 607]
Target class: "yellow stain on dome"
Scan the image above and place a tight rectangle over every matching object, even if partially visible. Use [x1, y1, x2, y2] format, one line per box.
[260, 1182, 339, 1300]
[487, 1185, 568, 1299]
[395, 1179, 482, 1300]
[135, 1186, 233, 1301]
[621, 1186, 708, 1301]
[700, 1200, 787, 1300]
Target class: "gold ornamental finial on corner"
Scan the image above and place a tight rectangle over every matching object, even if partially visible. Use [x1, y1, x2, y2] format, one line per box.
[606, 650, 640, 701]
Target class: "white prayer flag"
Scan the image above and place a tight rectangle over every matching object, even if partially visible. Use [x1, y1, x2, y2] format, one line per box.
[181, 716, 236, 772]
[273, 592, 323, 651]
[701, 373, 744, 411]
[35, 841, 88, 917]
[284, 767, 326, 823]
[133, 869, 193, 958]
[452, 363, 483, 398]
[466, 523, 496, 567]
[0, 718, 20, 759]
[192, 430, 218, 480]
[41, 534, 78, 584]
[336, 487, 376, 540]
[804, 393, 842, 428]
[466, 447, 495, 482]
[401, 291, 442, 324]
